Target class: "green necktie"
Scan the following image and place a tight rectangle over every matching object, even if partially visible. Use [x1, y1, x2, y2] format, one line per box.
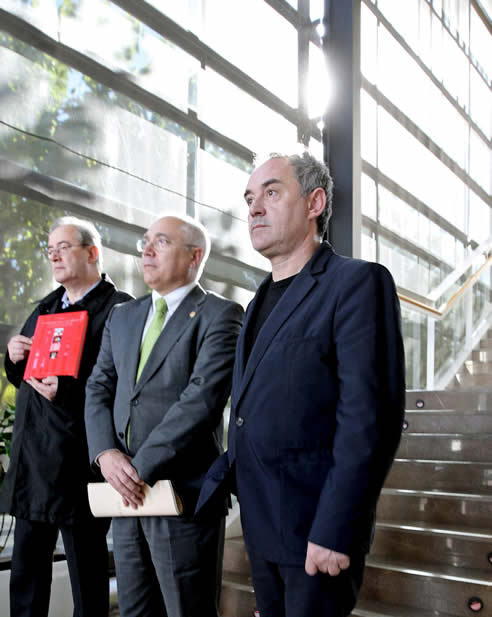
[136, 297, 167, 382]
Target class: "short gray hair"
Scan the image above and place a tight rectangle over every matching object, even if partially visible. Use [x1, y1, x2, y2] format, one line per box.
[269, 152, 333, 238]
[49, 216, 103, 269]
[166, 214, 211, 280]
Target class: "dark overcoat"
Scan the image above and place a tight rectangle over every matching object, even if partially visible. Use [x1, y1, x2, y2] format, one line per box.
[0, 275, 132, 524]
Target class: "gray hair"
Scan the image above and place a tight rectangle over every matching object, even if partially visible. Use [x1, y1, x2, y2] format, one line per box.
[269, 152, 333, 238]
[166, 214, 211, 280]
[49, 216, 103, 269]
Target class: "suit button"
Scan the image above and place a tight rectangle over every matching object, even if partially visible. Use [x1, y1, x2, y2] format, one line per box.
[118, 432, 124, 438]
[236, 416, 244, 427]
[133, 399, 139, 406]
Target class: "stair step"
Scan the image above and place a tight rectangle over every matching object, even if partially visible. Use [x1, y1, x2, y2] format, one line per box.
[352, 598, 456, 617]
[372, 520, 492, 571]
[404, 408, 492, 433]
[397, 433, 492, 461]
[360, 556, 492, 615]
[377, 489, 492, 529]
[405, 390, 492, 411]
[454, 373, 492, 387]
[387, 459, 492, 492]
[220, 571, 256, 617]
[472, 348, 492, 362]
[463, 360, 492, 375]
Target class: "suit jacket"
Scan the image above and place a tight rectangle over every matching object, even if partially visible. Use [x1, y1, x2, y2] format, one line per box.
[85, 284, 243, 514]
[197, 243, 405, 563]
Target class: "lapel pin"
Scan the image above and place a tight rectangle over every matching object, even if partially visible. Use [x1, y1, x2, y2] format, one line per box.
[189, 311, 196, 318]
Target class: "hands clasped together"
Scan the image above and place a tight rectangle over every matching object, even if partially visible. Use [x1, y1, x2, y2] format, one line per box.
[98, 450, 145, 508]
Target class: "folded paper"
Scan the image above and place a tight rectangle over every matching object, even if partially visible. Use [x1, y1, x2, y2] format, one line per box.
[88, 480, 182, 517]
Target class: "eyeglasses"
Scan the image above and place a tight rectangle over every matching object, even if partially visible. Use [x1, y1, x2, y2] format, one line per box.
[136, 234, 195, 254]
[46, 243, 88, 259]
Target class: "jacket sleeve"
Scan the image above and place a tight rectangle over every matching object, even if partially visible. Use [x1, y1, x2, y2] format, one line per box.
[4, 307, 41, 388]
[84, 306, 121, 464]
[132, 300, 243, 486]
[308, 263, 405, 555]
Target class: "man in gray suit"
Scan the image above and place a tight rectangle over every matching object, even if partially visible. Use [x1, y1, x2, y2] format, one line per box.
[85, 214, 243, 617]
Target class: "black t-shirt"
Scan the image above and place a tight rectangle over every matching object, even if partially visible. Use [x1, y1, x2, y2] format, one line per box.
[245, 274, 297, 360]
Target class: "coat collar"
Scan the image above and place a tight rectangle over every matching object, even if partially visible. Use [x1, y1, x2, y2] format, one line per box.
[37, 273, 118, 315]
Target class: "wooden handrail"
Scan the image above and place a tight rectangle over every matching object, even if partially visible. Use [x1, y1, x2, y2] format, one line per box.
[398, 256, 492, 319]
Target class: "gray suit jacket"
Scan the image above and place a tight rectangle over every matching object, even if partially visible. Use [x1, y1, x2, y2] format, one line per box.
[85, 284, 243, 513]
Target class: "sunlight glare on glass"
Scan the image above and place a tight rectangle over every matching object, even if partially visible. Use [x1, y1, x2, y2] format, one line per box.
[307, 45, 333, 120]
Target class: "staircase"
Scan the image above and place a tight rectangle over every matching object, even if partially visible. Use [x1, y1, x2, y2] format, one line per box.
[220, 388, 492, 617]
[453, 329, 492, 389]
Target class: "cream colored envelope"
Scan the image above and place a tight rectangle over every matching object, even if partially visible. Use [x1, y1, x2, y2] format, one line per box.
[87, 480, 183, 517]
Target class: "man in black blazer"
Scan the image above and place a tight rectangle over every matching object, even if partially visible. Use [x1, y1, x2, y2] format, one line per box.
[85, 214, 243, 617]
[197, 153, 405, 617]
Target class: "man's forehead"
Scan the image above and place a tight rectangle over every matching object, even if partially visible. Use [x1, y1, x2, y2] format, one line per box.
[247, 158, 294, 190]
[48, 225, 78, 244]
[147, 217, 181, 235]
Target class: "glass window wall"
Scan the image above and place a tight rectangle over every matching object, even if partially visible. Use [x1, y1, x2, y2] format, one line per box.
[0, 0, 326, 407]
[361, 0, 491, 388]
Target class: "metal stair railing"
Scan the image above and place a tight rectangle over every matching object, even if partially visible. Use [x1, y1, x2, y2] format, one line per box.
[397, 237, 492, 390]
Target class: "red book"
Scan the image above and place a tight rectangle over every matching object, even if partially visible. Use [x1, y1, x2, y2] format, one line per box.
[23, 311, 89, 380]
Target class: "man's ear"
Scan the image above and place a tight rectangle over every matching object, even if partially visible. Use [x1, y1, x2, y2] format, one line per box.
[87, 245, 99, 264]
[190, 246, 204, 271]
[307, 187, 326, 220]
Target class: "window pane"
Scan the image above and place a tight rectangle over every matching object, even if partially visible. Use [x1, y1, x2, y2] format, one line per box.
[360, 2, 378, 84]
[0, 41, 191, 227]
[361, 173, 377, 220]
[200, 0, 298, 107]
[470, 67, 491, 139]
[360, 90, 377, 167]
[199, 68, 298, 155]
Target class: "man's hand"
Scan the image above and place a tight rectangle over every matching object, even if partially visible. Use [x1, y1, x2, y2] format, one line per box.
[8, 335, 32, 364]
[99, 450, 145, 508]
[305, 541, 350, 576]
[27, 376, 58, 401]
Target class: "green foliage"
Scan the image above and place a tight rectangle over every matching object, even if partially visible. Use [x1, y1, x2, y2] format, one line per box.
[0, 403, 15, 460]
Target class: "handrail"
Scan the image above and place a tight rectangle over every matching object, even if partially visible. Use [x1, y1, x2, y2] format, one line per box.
[398, 255, 492, 319]
[427, 236, 492, 303]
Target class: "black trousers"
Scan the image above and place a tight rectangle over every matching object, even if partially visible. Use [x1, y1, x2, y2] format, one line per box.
[247, 550, 366, 617]
[112, 514, 225, 617]
[10, 515, 110, 617]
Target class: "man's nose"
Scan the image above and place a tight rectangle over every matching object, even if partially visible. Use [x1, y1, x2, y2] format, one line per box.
[142, 240, 155, 255]
[249, 197, 265, 217]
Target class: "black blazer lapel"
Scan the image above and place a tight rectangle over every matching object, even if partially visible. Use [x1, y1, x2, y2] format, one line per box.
[133, 286, 206, 393]
[233, 243, 334, 412]
[234, 275, 271, 384]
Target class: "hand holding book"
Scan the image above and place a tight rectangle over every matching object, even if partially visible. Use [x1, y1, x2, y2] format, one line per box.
[7, 334, 32, 364]
[23, 311, 89, 380]
[25, 375, 58, 402]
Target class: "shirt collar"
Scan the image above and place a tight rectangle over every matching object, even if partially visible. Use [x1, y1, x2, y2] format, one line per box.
[61, 278, 102, 309]
[151, 282, 196, 318]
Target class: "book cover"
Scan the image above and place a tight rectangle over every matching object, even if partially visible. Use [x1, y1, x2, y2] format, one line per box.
[23, 311, 89, 380]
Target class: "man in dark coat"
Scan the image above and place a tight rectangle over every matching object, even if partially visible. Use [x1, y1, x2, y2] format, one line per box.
[0, 216, 132, 617]
[197, 153, 405, 617]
